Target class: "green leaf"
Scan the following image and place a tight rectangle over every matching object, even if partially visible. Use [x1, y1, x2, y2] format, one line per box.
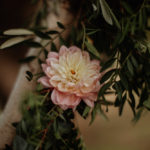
[46, 30, 59, 35]
[99, 0, 121, 29]
[82, 106, 90, 118]
[26, 71, 33, 81]
[132, 108, 144, 123]
[101, 58, 116, 72]
[113, 82, 123, 101]
[19, 56, 36, 63]
[119, 20, 130, 43]
[90, 105, 97, 125]
[128, 100, 136, 117]
[127, 59, 134, 76]
[51, 42, 57, 51]
[87, 29, 101, 35]
[59, 36, 67, 46]
[131, 56, 138, 68]
[119, 94, 126, 116]
[53, 120, 61, 140]
[99, 0, 113, 25]
[85, 41, 100, 59]
[0, 37, 27, 49]
[24, 41, 43, 48]
[98, 81, 112, 97]
[57, 22, 65, 29]
[101, 69, 116, 83]
[44, 49, 48, 58]
[33, 30, 51, 39]
[119, 72, 129, 90]
[36, 83, 44, 91]
[3, 28, 34, 35]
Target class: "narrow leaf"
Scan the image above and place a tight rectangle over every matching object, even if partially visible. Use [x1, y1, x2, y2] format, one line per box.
[0, 37, 27, 49]
[26, 71, 33, 81]
[51, 42, 57, 51]
[101, 58, 116, 72]
[3, 28, 34, 35]
[19, 56, 36, 63]
[131, 56, 138, 68]
[99, 0, 121, 29]
[24, 41, 42, 48]
[127, 59, 134, 76]
[82, 106, 90, 118]
[33, 30, 51, 39]
[57, 22, 65, 29]
[46, 30, 59, 35]
[99, 0, 113, 25]
[101, 69, 116, 83]
[85, 41, 100, 58]
[98, 82, 111, 97]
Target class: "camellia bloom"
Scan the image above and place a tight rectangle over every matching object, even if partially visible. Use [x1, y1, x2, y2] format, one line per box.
[38, 45, 103, 110]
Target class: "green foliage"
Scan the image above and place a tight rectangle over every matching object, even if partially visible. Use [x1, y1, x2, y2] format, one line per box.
[85, 41, 100, 59]
[12, 92, 85, 150]
[80, 0, 150, 123]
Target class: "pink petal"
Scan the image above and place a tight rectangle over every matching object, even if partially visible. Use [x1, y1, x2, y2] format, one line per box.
[46, 57, 58, 66]
[91, 59, 100, 66]
[83, 99, 94, 108]
[41, 64, 48, 72]
[69, 46, 81, 52]
[83, 92, 98, 107]
[51, 89, 81, 110]
[92, 81, 101, 92]
[82, 51, 90, 62]
[48, 52, 59, 59]
[38, 76, 52, 88]
[59, 45, 69, 56]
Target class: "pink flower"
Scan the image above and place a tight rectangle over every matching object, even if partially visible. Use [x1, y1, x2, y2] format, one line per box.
[38, 45, 103, 110]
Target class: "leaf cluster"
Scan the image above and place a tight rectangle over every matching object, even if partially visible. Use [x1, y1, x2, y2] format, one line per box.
[10, 89, 85, 150]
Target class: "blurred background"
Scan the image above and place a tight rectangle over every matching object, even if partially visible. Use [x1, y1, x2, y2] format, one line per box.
[0, 0, 41, 109]
[0, 0, 150, 150]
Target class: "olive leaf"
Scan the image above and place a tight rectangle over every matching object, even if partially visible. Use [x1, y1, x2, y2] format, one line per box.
[0, 37, 28, 49]
[99, 0, 121, 29]
[85, 41, 100, 59]
[99, 0, 113, 25]
[3, 28, 34, 35]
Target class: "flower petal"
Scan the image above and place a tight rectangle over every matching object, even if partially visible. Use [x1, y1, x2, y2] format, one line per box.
[48, 52, 59, 59]
[38, 76, 52, 88]
[41, 64, 48, 72]
[83, 92, 98, 107]
[51, 89, 81, 110]
[83, 99, 94, 108]
[59, 45, 68, 56]
[69, 46, 81, 52]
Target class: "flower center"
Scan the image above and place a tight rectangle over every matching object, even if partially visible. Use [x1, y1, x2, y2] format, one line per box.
[70, 69, 76, 75]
